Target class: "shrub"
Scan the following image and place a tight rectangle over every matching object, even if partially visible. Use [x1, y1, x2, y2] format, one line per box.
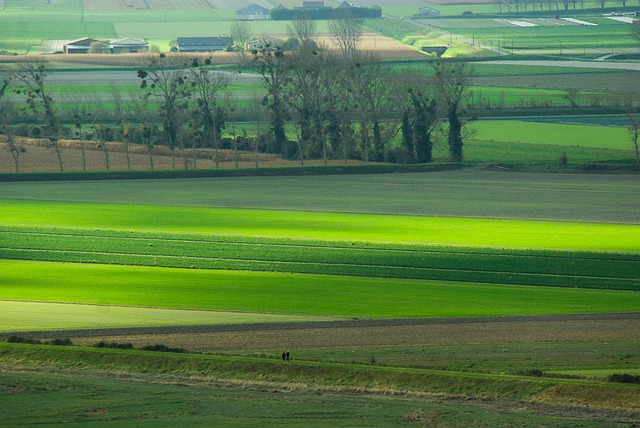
[560, 151, 568, 165]
[6, 335, 41, 344]
[49, 338, 73, 346]
[141, 344, 187, 354]
[520, 368, 544, 377]
[93, 341, 134, 349]
[607, 373, 640, 384]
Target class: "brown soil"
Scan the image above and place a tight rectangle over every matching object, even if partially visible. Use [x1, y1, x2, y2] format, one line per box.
[23, 313, 640, 353]
[0, 137, 367, 173]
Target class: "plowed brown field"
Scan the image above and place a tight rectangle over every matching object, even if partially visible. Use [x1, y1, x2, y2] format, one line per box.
[31, 313, 640, 353]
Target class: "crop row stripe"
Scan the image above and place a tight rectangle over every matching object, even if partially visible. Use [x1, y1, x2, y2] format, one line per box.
[1, 247, 637, 283]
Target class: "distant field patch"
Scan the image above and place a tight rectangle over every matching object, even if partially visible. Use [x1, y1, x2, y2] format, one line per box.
[4, 0, 81, 11]
[473, 120, 631, 150]
[0, 300, 327, 332]
[114, 20, 291, 39]
[146, 0, 212, 9]
[83, 0, 147, 10]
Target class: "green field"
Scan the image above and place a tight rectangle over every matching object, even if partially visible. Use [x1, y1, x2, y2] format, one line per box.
[2, 1, 640, 424]
[1, 170, 638, 425]
[1, 172, 639, 324]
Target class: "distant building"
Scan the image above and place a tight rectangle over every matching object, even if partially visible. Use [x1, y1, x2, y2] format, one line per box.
[109, 38, 148, 54]
[63, 37, 101, 54]
[336, 1, 359, 9]
[419, 6, 440, 17]
[236, 3, 271, 21]
[297, 0, 326, 9]
[176, 37, 233, 52]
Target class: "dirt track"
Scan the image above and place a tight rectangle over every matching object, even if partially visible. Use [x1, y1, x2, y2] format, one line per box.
[20, 313, 640, 353]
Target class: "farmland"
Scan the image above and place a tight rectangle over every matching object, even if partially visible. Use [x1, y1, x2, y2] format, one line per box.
[1, 170, 639, 425]
[1, 0, 640, 425]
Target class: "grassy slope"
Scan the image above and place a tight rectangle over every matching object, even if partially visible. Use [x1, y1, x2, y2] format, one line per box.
[473, 120, 631, 150]
[0, 343, 637, 426]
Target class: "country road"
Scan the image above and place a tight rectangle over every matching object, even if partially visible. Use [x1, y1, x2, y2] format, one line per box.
[478, 59, 640, 71]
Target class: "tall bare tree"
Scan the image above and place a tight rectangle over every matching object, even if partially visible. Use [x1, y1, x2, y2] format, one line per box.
[131, 91, 158, 170]
[627, 107, 640, 165]
[68, 95, 88, 171]
[0, 69, 10, 102]
[14, 60, 63, 171]
[188, 57, 227, 169]
[1, 95, 21, 172]
[252, 43, 289, 156]
[138, 54, 191, 169]
[350, 54, 393, 162]
[230, 20, 252, 63]
[287, 16, 318, 47]
[632, 20, 640, 45]
[433, 61, 474, 162]
[329, 12, 362, 59]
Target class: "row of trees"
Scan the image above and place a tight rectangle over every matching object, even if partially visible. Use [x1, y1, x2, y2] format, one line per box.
[0, 20, 474, 172]
[249, 17, 472, 165]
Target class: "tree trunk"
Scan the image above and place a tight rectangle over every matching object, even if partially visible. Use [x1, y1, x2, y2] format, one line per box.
[448, 106, 463, 162]
[147, 147, 154, 170]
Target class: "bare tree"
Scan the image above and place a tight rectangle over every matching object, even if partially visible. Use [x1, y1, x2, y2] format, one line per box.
[329, 12, 362, 59]
[1, 95, 22, 172]
[350, 53, 393, 162]
[433, 61, 474, 162]
[230, 20, 252, 63]
[252, 43, 289, 156]
[69, 96, 88, 171]
[0, 69, 11, 102]
[89, 95, 111, 171]
[288, 16, 318, 47]
[627, 108, 640, 165]
[188, 57, 227, 169]
[111, 86, 130, 170]
[632, 20, 640, 45]
[138, 54, 191, 169]
[14, 60, 63, 171]
[131, 91, 157, 170]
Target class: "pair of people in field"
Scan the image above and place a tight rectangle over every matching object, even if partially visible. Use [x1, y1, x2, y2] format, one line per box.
[281, 350, 290, 361]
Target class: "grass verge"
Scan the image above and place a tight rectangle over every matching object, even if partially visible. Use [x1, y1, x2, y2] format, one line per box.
[1, 342, 638, 413]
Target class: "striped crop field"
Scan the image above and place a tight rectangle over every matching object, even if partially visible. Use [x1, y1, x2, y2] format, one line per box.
[0, 171, 639, 332]
[0, 170, 638, 426]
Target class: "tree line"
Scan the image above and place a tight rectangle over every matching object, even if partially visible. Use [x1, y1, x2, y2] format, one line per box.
[0, 19, 474, 173]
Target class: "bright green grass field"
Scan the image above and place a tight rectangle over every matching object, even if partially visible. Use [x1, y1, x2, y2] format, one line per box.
[472, 120, 631, 150]
[2, 259, 639, 320]
[2, 200, 639, 252]
[0, 300, 327, 332]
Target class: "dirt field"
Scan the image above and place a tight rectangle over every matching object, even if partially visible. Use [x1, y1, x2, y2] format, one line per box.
[0, 137, 371, 173]
[26, 313, 640, 353]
